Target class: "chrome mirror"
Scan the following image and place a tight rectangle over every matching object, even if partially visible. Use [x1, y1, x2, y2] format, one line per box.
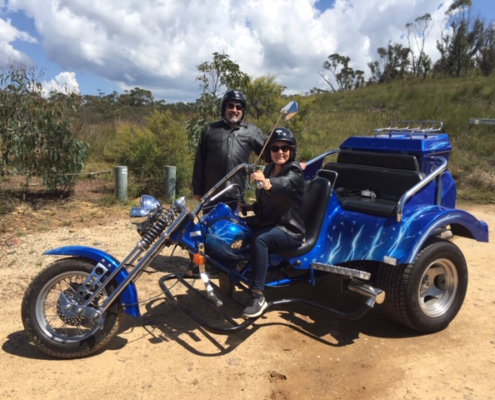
[172, 196, 187, 212]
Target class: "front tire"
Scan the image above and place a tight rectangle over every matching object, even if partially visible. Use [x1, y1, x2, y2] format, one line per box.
[376, 238, 468, 333]
[21, 258, 124, 358]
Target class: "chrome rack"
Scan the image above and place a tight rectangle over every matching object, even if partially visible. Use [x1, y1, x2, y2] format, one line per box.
[374, 120, 444, 138]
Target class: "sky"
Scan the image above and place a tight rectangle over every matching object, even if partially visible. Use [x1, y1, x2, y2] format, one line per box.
[1, 0, 494, 104]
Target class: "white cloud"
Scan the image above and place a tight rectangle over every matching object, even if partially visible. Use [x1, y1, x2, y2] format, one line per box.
[4, 0, 455, 102]
[0, 16, 36, 63]
[42, 71, 80, 97]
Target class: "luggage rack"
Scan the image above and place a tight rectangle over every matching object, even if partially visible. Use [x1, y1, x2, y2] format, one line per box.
[374, 120, 444, 138]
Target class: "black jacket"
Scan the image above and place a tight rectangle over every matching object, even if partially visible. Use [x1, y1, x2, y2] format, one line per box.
[253, 161, 305, 240]
[192, 119, 266, 196]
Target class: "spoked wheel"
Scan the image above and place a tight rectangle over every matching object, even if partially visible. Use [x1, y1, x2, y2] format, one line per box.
[376, 238, 468, 333]
[21, 258, 123, 358]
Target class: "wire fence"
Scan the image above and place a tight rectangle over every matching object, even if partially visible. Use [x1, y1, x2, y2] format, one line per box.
[3, 169, 114, 177]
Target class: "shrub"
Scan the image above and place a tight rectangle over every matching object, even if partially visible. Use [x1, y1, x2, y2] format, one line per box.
[106, 111, 192, 199]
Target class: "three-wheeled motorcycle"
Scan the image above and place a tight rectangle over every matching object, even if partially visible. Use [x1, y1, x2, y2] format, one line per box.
[21, 103, 489, 358]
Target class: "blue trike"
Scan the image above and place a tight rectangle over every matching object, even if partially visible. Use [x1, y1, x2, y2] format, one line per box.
[21, 119, 489, 358]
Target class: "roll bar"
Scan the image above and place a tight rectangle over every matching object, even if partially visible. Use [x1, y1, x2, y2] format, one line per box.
[305, 149, 339, 167]
[396, 156, 448, 222]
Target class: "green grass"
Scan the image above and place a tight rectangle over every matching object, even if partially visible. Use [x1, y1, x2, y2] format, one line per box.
[293, 75, 495, 202]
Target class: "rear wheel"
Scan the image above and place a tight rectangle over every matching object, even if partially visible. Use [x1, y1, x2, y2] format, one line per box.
[21, 258, 124, 358]
[375, 238, 467, 333]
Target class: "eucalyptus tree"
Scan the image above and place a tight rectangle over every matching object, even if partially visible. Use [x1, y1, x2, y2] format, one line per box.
[320, 53, 365, 92]
[435, 0, 484, 76]
[187, 52, 250, 152]
[0, 62, 88, 194]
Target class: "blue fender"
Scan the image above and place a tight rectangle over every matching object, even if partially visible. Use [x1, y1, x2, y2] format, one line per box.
[44, 246, 140, 317]
[316, 204, 488, 267]
[395, 207, 489, 264]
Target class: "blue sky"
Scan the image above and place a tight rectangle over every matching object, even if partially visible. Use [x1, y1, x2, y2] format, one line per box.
[1, 0, 494, 103]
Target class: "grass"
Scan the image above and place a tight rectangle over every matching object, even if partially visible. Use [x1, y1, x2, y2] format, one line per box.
[291, 75, 495, 202]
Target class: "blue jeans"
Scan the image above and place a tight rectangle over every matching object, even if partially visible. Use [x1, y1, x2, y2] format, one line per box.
[250, 226, 302, 291]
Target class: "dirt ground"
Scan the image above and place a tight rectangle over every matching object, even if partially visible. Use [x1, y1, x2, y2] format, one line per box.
[0, 178, 494, 400]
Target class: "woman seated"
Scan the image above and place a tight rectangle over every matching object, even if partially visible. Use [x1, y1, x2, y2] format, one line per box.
[242, 128, 305, 318]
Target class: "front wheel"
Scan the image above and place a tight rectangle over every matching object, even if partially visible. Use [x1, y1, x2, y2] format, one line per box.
[376, 238, 468, 333]
[21, 258, 124, 358]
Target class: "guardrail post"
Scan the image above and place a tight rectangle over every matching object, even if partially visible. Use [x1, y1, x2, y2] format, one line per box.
[165, 165, 176, 200]
[469, 118, 495, 133]
[115, 166, 128, 202]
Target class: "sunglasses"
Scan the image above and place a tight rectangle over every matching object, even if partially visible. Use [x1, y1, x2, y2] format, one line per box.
[227, 103, 243, 110]
[270, 145, 291, 153]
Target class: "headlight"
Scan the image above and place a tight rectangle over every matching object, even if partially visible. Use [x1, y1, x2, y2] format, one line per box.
[130, 195, 163, 225]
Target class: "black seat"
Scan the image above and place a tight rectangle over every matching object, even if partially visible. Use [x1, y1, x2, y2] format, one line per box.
[275, 177, 332, 258]
[323, 161, 423, 217]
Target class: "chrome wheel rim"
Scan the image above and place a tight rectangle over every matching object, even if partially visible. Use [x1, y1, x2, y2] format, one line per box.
[35, 271, 107, 343]
[418, 258, 458, 318]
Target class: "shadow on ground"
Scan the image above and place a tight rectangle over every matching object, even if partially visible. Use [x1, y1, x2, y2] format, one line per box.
[4, 255, 421, 360]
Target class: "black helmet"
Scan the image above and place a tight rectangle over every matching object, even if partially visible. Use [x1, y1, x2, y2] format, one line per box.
[220, 90, 246, 120]
[263, 128, 297, 163]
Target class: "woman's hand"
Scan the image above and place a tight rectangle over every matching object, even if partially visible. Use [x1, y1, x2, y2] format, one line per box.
[250, 171, 271, 191]
[250, 170, 265, 183]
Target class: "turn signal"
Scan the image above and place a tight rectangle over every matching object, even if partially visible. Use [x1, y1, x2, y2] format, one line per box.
[193, 253, 205, 265]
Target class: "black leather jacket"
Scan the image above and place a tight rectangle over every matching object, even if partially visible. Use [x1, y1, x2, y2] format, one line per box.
[253, 161, 305, 240]
[192, 119, 266, 196]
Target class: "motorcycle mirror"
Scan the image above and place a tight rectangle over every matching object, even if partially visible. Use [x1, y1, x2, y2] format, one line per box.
[252, 100, 299, 168]
[281, 100, 298, 121]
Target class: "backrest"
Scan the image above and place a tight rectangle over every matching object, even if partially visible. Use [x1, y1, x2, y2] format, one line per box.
[323, 162, 422, 201]
[302, 177, 332, 244]
[275, 177, 332, 258]
[337, 150, 420, 172]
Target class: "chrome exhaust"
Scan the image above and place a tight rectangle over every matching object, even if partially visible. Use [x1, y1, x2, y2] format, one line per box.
[347, 279, 385, 306]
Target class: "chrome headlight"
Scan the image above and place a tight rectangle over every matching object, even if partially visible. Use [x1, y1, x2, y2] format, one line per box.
[130, 195, 163, 225]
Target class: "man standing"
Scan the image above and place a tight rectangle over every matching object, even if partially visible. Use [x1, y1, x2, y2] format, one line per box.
[192, 90, 266, 211]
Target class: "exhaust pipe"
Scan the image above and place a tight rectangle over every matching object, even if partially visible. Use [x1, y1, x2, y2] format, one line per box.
[347, 279, 385, 306]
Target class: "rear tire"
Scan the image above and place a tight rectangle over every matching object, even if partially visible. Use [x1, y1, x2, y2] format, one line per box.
[21, 258, 124, 358]
[375, 238, 467, 333]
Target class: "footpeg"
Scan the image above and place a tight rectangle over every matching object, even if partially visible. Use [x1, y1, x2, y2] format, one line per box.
[195, 243, 223, 308]
[200, 271, 223, 307]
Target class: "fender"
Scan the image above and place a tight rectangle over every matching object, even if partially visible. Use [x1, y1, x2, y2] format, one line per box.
[44, 246, 140, 317]
[395, 207, 489, 265]
[315, 204, 488, 267]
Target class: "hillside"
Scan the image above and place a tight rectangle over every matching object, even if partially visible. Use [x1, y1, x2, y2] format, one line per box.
[295, 76, 495, 203]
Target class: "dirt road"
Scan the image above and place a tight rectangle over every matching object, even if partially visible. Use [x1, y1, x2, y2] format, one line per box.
[1, 204, 494, 400]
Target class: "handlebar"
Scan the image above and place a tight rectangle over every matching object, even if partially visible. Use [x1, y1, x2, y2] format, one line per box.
[191, 163, 254, 220]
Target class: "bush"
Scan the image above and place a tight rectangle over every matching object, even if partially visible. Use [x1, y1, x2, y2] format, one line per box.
[0, 62, 88, 193]
[105, 111, 192, 199]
